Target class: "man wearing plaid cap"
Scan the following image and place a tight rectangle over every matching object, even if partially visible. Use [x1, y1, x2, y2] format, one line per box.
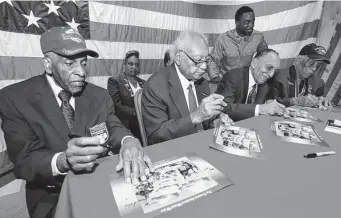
[269, 43, 333, 109]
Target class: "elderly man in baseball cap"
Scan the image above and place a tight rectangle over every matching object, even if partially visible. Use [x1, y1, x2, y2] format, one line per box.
[0, 26, 153, 217]
[269, 43, 333, 110]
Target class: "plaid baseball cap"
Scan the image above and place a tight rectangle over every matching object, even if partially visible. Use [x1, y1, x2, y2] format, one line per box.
[40, 26, 99, 58]
[299, 43, 330, 64]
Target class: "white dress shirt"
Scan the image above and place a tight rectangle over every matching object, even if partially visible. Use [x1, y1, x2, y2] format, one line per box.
[175, 65, 199, 111]
[46, 74, 132, 176]
[128, 80, 141, 95]
[246, 68, 260, 116]
[46, 74, 74, 176]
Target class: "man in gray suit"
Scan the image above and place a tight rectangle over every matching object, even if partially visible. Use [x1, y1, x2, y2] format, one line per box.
[142, 32, 233, 145]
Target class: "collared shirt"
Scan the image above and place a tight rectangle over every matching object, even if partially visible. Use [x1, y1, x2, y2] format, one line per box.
[175, 64, 199, 111]
[46, 74, 132, 176]
[208, 29, 268, 79]
[246, 68, 260, 116]
[128, 80, 141, 95]
[46, 74, 73, 176]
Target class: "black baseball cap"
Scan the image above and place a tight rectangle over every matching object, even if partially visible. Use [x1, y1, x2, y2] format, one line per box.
[40, 26, 99, 58]
[299, 43, 330, 64]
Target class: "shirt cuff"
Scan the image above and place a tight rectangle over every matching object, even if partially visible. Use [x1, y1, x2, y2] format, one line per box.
[255, 105, 260, 116]
[121, 135, 135, 146]
[51, 152, 68, 176]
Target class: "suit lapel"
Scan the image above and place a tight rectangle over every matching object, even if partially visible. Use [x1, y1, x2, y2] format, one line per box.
[255, 83, 269, 104]
[34, 75, 70, 143]
[242, 66, 249, 103]
[168, 65, 190, 117]
[74, 92, 90, 136]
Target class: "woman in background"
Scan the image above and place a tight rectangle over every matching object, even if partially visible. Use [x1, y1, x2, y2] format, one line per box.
[107, 50, 145, 142]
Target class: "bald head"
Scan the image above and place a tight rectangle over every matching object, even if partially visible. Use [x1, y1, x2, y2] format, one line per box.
[170, 31, 209, 81]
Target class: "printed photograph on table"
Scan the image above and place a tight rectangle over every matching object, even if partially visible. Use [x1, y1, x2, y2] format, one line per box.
[271, 120, 329, 147]
[109, 153, 233, 218]
[210, 122, 263, 158]
[281, 108, 322, 122]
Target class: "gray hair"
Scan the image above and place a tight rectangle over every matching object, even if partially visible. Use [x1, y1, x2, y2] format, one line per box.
[169, 31, 208, 60]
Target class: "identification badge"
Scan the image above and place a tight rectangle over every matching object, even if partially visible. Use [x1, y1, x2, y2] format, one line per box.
[89, 122, 109, 142]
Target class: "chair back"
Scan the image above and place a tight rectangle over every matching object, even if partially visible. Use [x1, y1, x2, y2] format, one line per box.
[134, 89, 148, 147]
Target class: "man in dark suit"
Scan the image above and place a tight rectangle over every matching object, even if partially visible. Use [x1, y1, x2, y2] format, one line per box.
[0, 26, 152, 218]
[142, 31, 233, 145]
[216, 48, 285, 121]
[269, 43, 332, 109]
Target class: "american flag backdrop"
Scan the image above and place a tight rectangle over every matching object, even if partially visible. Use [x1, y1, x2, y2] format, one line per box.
[1, 0, 341, 171]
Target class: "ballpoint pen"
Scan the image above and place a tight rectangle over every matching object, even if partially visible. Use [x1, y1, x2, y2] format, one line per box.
[303, 151, 335, 158]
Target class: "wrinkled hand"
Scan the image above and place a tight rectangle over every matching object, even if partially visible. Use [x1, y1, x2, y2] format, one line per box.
[259, 99, 286, 116]
[295, 94, 319, 107]
[213, 113, 234, 128]
[116, 137, 154, 185]
[317, 96, 333, 110]
[57, 137, 108, 173]
[190, 94, 227, 124]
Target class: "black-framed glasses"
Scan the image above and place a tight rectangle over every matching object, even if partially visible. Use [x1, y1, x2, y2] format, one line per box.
[179, 50, 209, 67]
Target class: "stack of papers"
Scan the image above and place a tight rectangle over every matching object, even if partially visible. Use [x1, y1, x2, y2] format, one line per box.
[325, 119, 341, 135]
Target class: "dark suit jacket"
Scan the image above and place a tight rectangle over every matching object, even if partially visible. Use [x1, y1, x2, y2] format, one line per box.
[107, 73, 145, 140]
[0, 74, 131, 218]
[216, 66, 270, 121]
[269, 66, 326, 106]
[142, 65, 211, 145]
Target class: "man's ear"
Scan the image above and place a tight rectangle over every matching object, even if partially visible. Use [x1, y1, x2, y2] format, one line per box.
[174, 51, 181, 65]
[43, 57, 52, 75]
[251, 58, 258, 69]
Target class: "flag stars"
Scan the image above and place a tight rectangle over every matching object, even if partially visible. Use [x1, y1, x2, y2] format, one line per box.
[22, 10, 42, 28]
[0, 0, 13, 7]
[44, 0, 61, 16]
[66, 18, 80, 30]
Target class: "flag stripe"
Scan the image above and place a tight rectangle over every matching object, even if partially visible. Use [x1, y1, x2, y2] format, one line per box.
[103, 1, 314, 19]
[0, 57, 163, 80]
[89, 20, 319, 46]
[325, 54, 341, 99]
[89, 1, 322, 34]
[321, 37, 341, 83]
[330, 68, 341, 104]
[0, 56, 295, 81]
[0, 30, 317, 59]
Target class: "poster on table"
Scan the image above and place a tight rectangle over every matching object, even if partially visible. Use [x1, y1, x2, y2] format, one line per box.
[210, 122, 263, 158]
[109, 153, 233, 218]
[271, 120, 329, 147]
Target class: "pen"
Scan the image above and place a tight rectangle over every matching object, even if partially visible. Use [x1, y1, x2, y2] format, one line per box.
[68, 134, 113, 149]
[303, 151, 336, 158]
[201, 93, 208, 97]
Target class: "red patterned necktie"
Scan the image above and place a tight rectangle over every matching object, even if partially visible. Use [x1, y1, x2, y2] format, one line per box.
[58, 90, 75, 134]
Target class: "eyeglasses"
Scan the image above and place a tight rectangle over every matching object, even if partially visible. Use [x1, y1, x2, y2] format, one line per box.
[179, 50, 209, 67]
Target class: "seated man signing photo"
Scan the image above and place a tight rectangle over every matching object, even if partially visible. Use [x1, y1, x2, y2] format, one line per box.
[216, 49, 285, 121]
[142, 31, 234, 145]
[269, 43, 332, 109]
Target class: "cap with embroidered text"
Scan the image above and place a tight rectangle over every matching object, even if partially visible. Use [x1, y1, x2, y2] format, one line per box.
[40, 26, 99, 58]
[299, 43, 330, 64]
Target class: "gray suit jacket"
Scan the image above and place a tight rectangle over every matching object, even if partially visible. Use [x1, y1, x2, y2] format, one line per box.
[142, 65, 211, 145]
[216, 66, 270, 121]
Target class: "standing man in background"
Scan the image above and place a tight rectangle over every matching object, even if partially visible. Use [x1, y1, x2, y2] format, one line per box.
[208, 6, 268, 82]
